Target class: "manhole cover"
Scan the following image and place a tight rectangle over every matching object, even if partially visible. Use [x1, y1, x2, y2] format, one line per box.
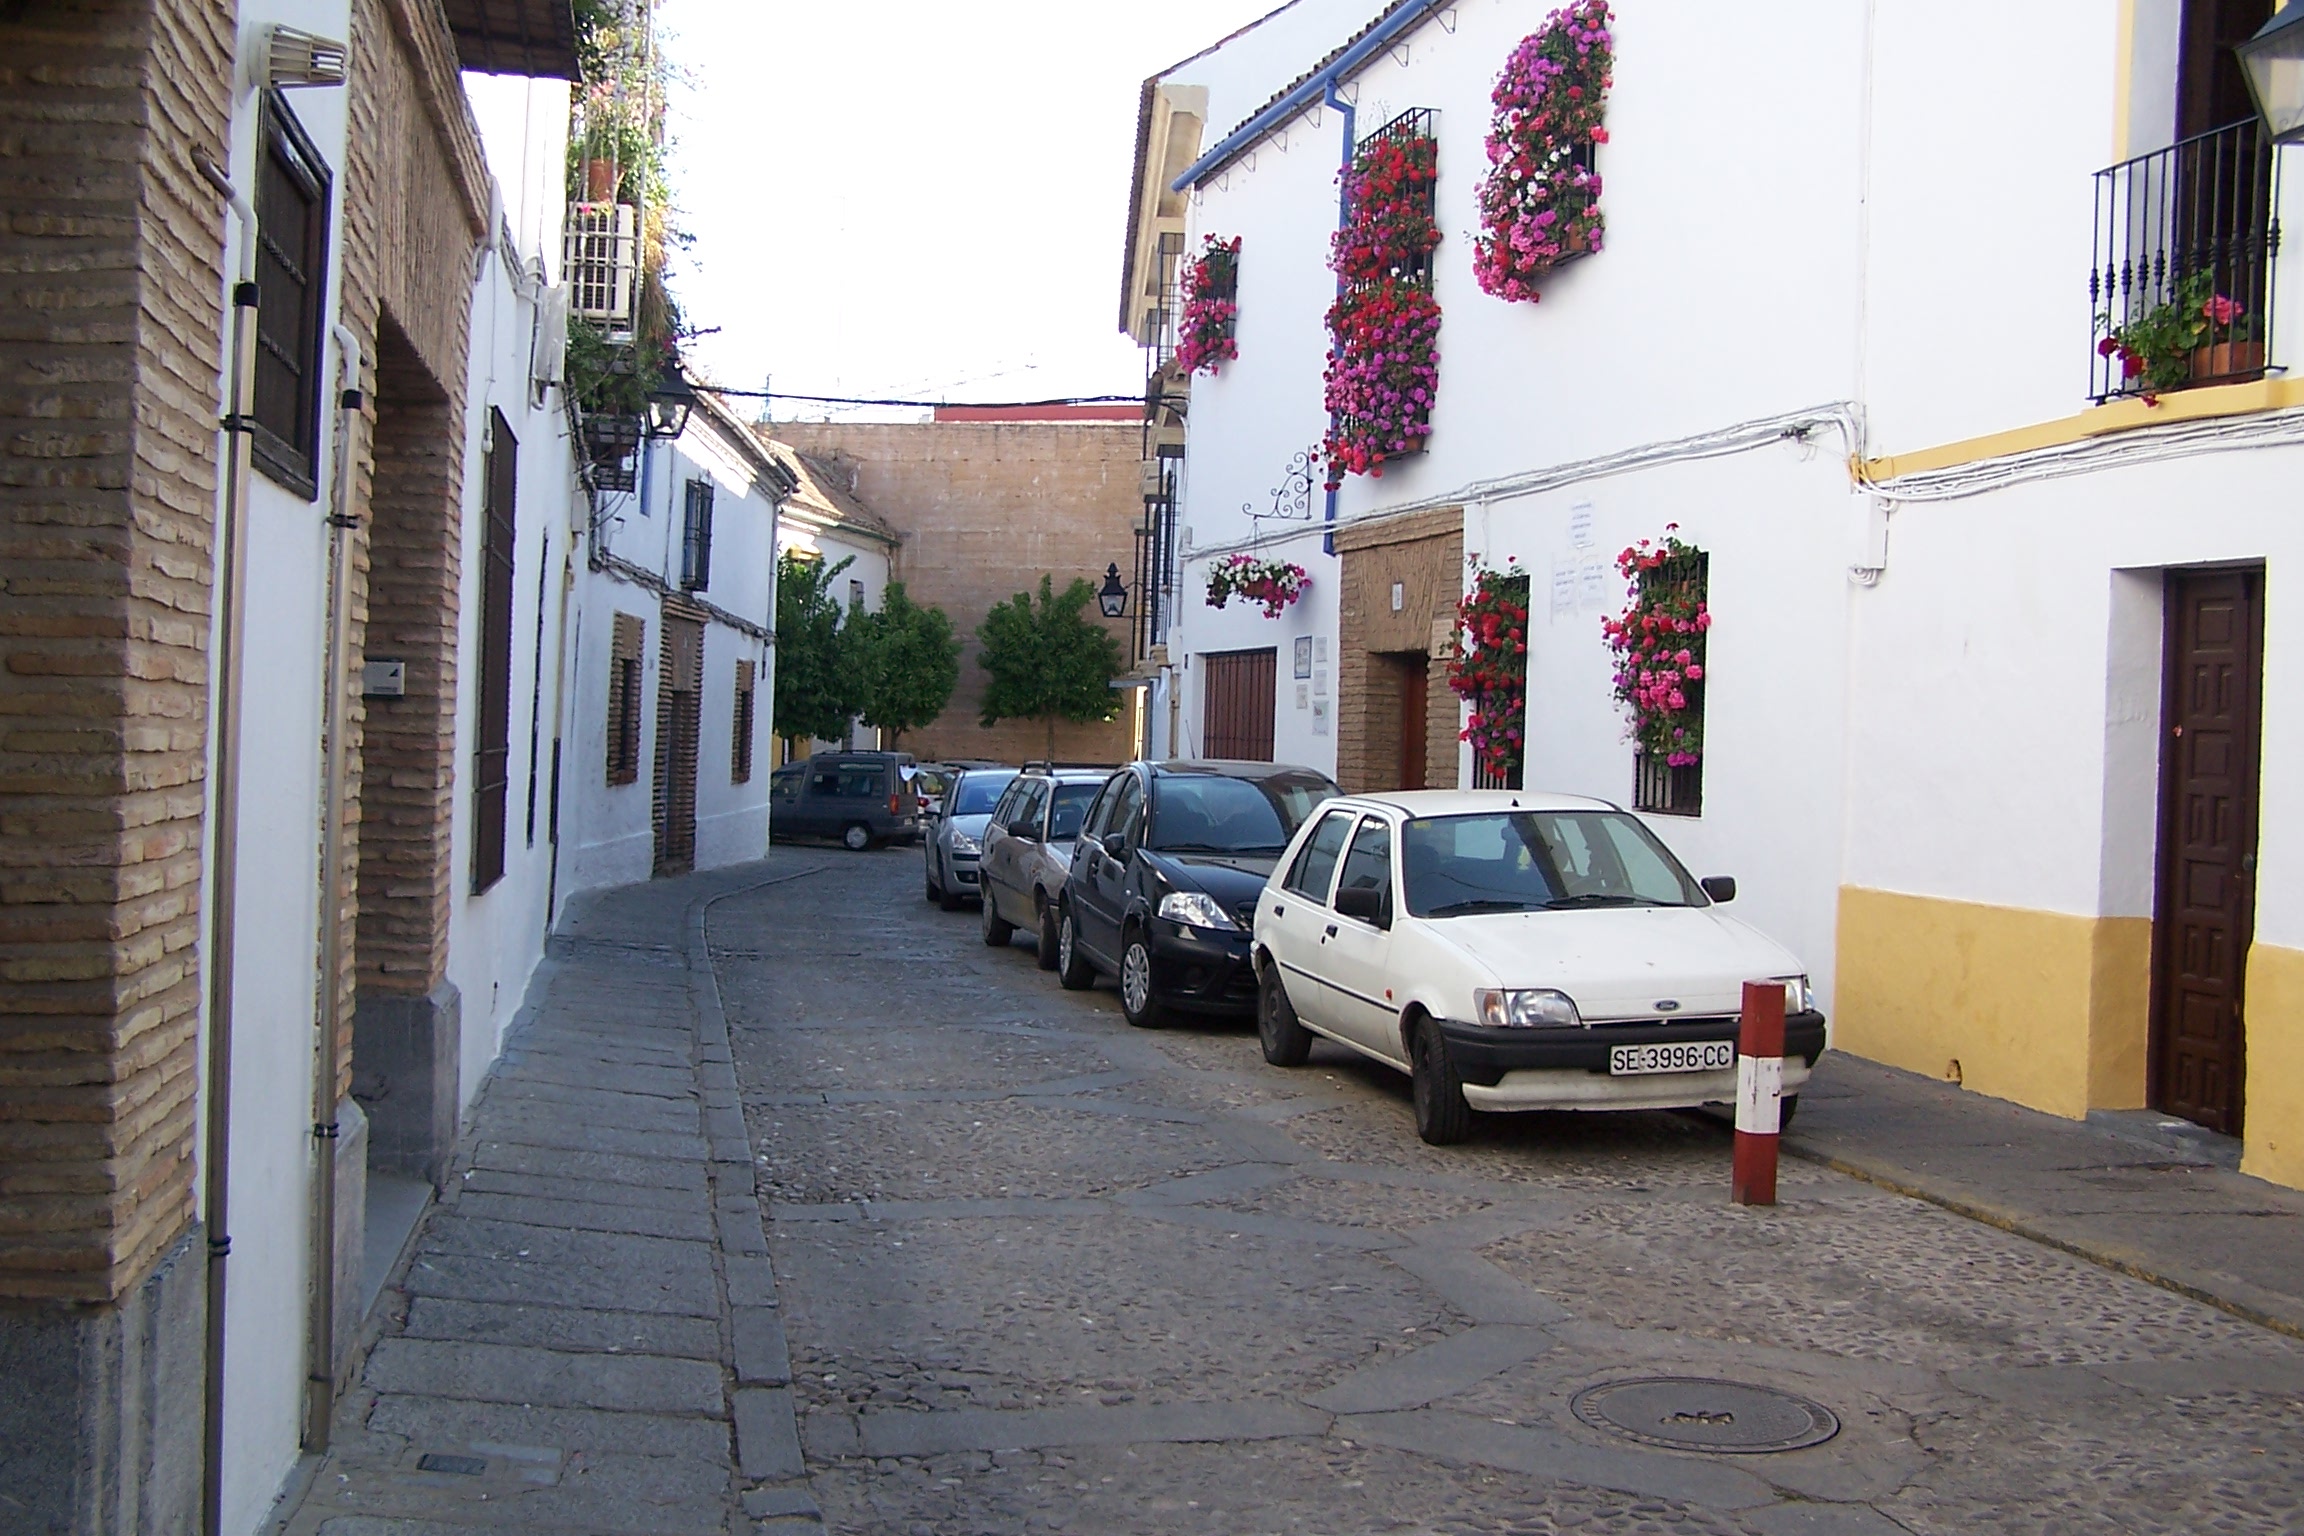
[1571, 1377, 1839, 1454]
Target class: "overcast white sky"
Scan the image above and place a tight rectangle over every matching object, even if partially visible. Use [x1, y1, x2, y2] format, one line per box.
[657, 0, 1290, 419]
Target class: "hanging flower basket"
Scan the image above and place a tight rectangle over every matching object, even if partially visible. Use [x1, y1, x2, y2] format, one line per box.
[1472, 1, 1613, 304]
[1323, 120, 1442, 487]
[1600, 526, 1709, 766]
[1447, 561, 1531, 786]
[1205, 554, 1310, 618]
[1177, 235, 1241, 376]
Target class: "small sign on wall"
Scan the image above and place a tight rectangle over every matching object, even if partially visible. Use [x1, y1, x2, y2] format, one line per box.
[1569, 500, 1595, 549]
[363, 659, 406, 698]
[1295, 683, 1310, 710]
[1312, 697, 1330, 736]
[1294, 635, 1313, 679]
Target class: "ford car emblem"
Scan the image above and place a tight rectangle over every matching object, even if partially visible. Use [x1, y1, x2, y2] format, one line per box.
[1654, 1000, 1681, 1013]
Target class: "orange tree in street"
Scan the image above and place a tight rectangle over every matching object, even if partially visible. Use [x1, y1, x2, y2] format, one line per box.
[975, 575, 1123, 760]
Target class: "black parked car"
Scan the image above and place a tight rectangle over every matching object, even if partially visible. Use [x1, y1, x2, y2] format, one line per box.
[1056, 760, 1338, 1027]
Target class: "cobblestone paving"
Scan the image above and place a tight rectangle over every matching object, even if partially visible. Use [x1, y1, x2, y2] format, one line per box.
[719, 854, 2304, 1536]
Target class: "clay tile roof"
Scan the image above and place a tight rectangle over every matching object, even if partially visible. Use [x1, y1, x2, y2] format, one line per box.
[441, 0, 581, 80]
[760, 440, 901, 547]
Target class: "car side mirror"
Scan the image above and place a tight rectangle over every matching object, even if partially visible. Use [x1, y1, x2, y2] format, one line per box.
[1701, 875, 1737, 903]
[1335, 885, 1389, 928]
[1103, 831, 1130, 860]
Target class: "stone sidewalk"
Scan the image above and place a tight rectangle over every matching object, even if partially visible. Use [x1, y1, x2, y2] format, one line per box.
[274, 861, 825, 1536]
[1787, 1053, 2304, 1338]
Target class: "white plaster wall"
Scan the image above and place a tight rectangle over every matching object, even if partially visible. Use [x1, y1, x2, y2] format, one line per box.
[1482, 450, 1857, 1008]
[1163, 0, 1369, 143]
[559, 567, 658, 900]
[1844, 445, 2304, 958]
[206, 5, 353, 1527]
[443, 203, 580, 1105]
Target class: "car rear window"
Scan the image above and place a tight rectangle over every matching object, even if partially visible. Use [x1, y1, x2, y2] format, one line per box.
[1048, 781, 1100, 839]
[1148, 771, 1335, 855]
[950, 772, 1014, 816]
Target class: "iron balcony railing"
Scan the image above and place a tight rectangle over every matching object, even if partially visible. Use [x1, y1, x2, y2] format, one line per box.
[2090, 118, 2281, 401]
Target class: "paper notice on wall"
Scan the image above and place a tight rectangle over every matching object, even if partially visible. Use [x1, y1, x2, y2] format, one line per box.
[1550, 560, 1577, 620]
[1579, 556, 1608, 609]
[1568, 501, 1595, 549]
[1313, 667, 1329, 697]
[1295, 683, 1310, 710]
[1312, 698, 1330, 736]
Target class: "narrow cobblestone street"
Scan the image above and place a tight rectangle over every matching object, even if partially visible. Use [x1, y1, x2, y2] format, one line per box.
[282, 851, 2304, 1535]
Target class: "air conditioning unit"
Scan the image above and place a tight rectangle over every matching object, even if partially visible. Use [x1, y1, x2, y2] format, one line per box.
[562, 202, 637, 328]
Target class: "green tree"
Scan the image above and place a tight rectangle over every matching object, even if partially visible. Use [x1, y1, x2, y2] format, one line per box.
[775, 550, 861, 752]
[850, 580, 959, 748]
[975, 575, 1124, 760]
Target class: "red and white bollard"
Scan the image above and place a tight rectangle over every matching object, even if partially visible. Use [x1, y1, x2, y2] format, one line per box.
[1732, 978, 1786, 1206]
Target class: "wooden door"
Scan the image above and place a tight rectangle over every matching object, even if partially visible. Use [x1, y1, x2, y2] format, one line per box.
[1394, 653, 1428, 790]
[653, 615, 704, 875]
[2150, 567, 2263, 1135]
[1202, 649, 1276, 761]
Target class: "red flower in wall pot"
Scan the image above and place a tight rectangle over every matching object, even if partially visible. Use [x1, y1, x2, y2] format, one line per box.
[1447, 559, 1531, 785]
[1600, 527, 1707, 766]
[1323, 124, 1442, 487]
[1473, 1, 1614, 304]
[1178, 235, 1242, 377]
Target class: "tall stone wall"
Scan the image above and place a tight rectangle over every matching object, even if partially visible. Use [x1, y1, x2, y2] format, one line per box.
[769, 421, 1144, 766]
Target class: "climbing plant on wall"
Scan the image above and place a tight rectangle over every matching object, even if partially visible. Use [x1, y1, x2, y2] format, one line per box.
[1322, 114, 1441, 487]
[1471, 0, 1613, 304]
[1447, 561, 1531, 787]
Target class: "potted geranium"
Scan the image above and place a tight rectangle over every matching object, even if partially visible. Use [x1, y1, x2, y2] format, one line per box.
[1177, 235, 1241, 375]
[1600, 528, 1708, 767]
[1205, 555, 1310, 618]
[1447, 561, 1531, 785]
[2098, 269, 2260, 394]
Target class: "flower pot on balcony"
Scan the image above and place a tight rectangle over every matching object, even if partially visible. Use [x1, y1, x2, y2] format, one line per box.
[2190, 341, 2266, 382]
[584, 157, 617, 201]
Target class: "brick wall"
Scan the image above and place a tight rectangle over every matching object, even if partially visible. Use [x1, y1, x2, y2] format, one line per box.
[1334, 507, 1464, 797]
[768, 422, 1144, 766]
[0, 0, 234, 1303]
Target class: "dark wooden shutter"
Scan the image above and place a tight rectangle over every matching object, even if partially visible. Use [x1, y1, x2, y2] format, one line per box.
[251, 92, 331, 497]
[732, 659, 756, 784]
[1202, 648, 1277, 760]
[681, 478, 714, 591]
[471, 409, 517, 893]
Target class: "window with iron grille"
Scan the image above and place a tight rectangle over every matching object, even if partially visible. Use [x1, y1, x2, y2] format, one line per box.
[680, 478, 714, 592]
[607, 611, 646, 785]
[1630, 547, 1707, 816]
[252, 91, 332, 498]
[732, 660, 757, 784]
[471, 410, 518, 894]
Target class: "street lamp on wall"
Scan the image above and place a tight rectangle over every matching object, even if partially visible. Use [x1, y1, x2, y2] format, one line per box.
[2240, 6, 2304, 144]
[1096, 561, 1129, 619]
[645, 367, 697, 440]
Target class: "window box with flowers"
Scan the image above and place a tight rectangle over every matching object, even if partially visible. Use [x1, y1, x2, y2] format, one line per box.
[1448, 561, 1531, 789]
[2096, 268, 2263, 398]
[1600, 528, 1708, 815]
[1205, 554, 1310, 618]
[1178, 235, 1242, 375]
[1323, 110, 1442, 487]
[1472, 1, 1613, 305]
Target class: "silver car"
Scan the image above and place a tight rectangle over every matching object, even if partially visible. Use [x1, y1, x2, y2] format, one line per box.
[979, 768, 1111, 968]
[924, 767, 1018, 910]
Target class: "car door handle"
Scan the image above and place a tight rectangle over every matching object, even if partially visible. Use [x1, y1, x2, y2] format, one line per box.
[1324, 924, 1338, 938]
[1271, 904, 1284, 919]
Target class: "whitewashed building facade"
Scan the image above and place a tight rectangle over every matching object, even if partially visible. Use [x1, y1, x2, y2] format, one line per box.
[1127, 0, 2304, 1189]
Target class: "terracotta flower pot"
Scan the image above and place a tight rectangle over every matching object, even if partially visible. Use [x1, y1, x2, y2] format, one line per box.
[584, 157, 616, 202]
[2189, 341, 2266, 382]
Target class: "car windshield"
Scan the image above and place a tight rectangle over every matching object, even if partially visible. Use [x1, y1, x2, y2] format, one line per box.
[1048, 782, 1101, 839]
[1148, 772, 1336, 855]
[949, 772, 1014, 816]
[1401, 811, 1705, 918]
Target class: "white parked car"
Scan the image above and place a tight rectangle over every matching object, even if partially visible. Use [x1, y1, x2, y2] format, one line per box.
[1250, 790, 1824, 1145]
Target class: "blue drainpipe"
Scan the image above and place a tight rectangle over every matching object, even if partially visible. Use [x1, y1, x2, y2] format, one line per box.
[1322, 77, 1356, 556]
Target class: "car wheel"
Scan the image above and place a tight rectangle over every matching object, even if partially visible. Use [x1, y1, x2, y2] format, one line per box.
[1410, 1016, 1473, 1146]
[1056, 904, 1097, 991]
[841, 823, 873, 852]
[1118, 927, 1164, 1029]
[925, 858, 943, 904]
[1034, 897, 1060, 971]
[1257, 963, 1311, 1067]
[981, 889, 1016, 947]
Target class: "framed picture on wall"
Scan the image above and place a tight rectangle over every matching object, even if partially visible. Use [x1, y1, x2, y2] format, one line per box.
[1293, 635, 1313, 679]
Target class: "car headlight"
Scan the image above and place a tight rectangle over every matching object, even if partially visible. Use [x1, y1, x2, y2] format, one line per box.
[1157, 891, 1236, 930]
[1773, 975, 1814, 1014]
[948, 831, 981, 856]
[1473, 988, 1583, 1029]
